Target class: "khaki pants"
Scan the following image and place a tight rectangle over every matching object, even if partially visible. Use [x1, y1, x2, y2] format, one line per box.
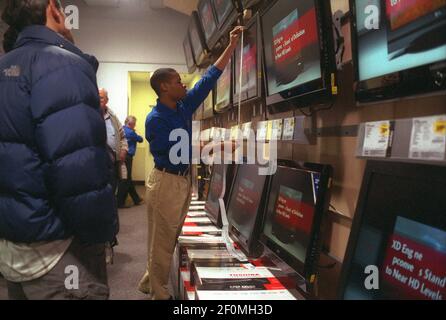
[138, 168, 191, 300]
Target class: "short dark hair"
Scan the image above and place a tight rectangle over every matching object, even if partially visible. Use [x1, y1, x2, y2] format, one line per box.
[2, 0, 62, 53]
[150, 68, 177, 97]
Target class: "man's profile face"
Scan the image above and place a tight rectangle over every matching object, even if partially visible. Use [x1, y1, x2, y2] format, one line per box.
[165, 73, 187, 101]
[128, 120, 136, 130]
[99, 90, 108, 110]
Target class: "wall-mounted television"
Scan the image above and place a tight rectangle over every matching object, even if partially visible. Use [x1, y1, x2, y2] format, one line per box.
[194, 103, 204, 121]
[205, 163, 236, 227]
[198, 0, 221, 50]
[261, 0, 336, 112]
[338, 161, 446, 300]
[260, 161, 332, 293]
[234, 14, 262, 105]
[183, 33, 197, 74]
[189, 11, 210, 68]
[351, 0, 446, 103]
[226, 163, 270, 257]
[202, 89, 215, 119]
[214, 57, 233, 113]
[211, 0, 240, 33]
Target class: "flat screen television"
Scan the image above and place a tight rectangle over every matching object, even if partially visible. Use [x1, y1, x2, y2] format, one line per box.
[260, 161, 332, 292]
[194, 103, 203, 121]
[204, 163, 236, 227]
[338, 161, 446, 300]
[351, 0, 446, 103]
[226, 163, 270, 257]
[214, 57, 233, 113]
[189, 11, 210, 68]
[183, 33, 197, 74]
[211, 0, 239, 33]
[261, 0, 336, 112]
[202, 89, 214, 119]
[233, 14, 262, 105]
[198, 0, 221, 50]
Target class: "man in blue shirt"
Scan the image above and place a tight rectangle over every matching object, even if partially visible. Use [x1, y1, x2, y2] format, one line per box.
[138, 26, 243, 300]
[117, 116, 144, 208]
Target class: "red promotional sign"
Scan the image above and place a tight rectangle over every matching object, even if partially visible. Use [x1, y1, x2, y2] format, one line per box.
[272, 7, 318, 66]
[273, 192, 314, 236]
[382, 233, 446, 300]
[386, 0, 446, 31]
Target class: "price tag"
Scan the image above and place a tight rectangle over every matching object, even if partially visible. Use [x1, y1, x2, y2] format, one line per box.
[257, 121, 268, 141]
[409, 115, 446, 161]
[362, 121, 391, 157]
[272, 119, 283, 140]
[282, 117, 295, 141]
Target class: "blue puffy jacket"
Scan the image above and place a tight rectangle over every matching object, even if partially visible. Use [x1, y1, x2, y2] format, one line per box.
[0, 25, 117, 244]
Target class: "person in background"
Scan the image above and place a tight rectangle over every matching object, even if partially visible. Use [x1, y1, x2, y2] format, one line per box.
[99, 88, 129, 194]
[117, 116, 144, 208]
[99, 88, 128, 254]
[138, 26, 244, 300]
[0, 0, 117, 299]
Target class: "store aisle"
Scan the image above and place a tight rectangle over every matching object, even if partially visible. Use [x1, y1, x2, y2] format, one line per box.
[0, 186, 150, 300]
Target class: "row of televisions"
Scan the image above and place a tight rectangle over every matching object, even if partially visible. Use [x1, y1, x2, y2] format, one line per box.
[184, 0, 446, 116]
[201, 160, 446, 299]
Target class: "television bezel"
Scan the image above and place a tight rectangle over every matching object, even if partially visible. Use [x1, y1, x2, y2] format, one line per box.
[214, 57, 233, 113]
[349, 0, 446, 103]
[205, 163, 237, 228]
[233, 14, 263, 106]
[198, 0, 221, 51]
[260, 0, 336, 113]
[211, 0, 240, 33]
[226, 163, 270, 258]
[337, 160, 446, 299]
[259, 160, 333, 290]
[183, 32, 197, 74]
[188, 11, 210, 68]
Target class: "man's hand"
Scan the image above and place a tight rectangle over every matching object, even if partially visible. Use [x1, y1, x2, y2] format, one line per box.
[215, 26, 245, 71]
[229, 26, 244, 48]
[119, 150, 127, 163]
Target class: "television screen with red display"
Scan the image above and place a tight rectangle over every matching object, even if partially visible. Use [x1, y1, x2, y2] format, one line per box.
[214, 57, 232, 113]
[226, 164, 269, 257]
[351, 0, 446, 102]
[234, 15, 261, 104]
[205, 163, 236, 227]
[212, 0, 238, 31]
[261, 0, 335, 110]
[198, 0, 220, 50]
[339, 161, 446, 300]
[260, 162, 332, 290]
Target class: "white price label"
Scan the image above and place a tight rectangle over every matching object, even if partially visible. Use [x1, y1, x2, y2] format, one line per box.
[362, 121, 391, 157]
[409, 115, 446, 161]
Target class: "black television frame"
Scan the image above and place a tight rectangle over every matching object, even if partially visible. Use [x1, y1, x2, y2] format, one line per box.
[198, 0, 221, 51]
[183, 32, 197, 74]
[204, 163, 237, 228]
[188, 11, 210, 68]
[259, 160, 333, 293]
[337, 160, 446, 299]
[260, 0, 336, 113]
[214, 56, 233, 113]
[233, 14, 263, 106]
[350, 0, 446, 103]
[211, 0, 240, 34]
[226, 163, 271, 258]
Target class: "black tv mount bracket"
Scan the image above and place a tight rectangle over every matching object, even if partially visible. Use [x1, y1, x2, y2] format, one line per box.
[332, 10, 345, 71]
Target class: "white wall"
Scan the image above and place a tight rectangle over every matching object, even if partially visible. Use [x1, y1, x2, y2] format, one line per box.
[68, 0, 189, 122]
[96, 62, 186, 123]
